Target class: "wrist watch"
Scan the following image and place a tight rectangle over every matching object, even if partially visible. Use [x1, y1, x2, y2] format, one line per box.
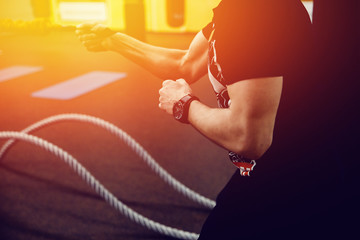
[173, 94, 199, 124]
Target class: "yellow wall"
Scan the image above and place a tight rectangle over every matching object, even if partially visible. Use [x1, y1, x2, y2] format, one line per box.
[1, 1, 312, 32]
[50, 0, 125, 29]
[50, 0, 220, 32]
[0, 0, 33, 20]
[109, 0, 126, 30]
[144, 0, 221, 33]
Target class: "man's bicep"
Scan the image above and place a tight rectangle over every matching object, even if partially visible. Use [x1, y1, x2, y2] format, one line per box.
[181, 31, 209, 83]
[225, 76, 283, 157]
[227, 76, 283, 127]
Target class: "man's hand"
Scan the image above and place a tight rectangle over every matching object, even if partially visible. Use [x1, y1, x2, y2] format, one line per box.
[76, 23, 115, 52]
[158, 79, 192, 114]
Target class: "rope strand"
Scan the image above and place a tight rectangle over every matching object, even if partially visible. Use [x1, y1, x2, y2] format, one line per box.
[0, 113, 217, 239]
[0, 113, 215, 209]
[0, 131, 199, 240]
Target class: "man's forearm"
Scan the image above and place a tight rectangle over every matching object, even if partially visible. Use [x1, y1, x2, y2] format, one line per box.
[188, 101, 246, 155]
[158, 78, 279, 160]
[77, 24, 208, 82]
[104, 32, 188, 80]
[188, 100, 272, 160]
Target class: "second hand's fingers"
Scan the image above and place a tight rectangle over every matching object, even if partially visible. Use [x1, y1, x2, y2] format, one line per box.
[87, 46, 105, 52]
[78, 33, 98, 41]
[82, 39, 103, 47]
[76, 23, 96, 31]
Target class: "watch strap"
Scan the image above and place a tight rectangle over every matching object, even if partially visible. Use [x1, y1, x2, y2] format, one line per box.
[173, 94, 199, 124]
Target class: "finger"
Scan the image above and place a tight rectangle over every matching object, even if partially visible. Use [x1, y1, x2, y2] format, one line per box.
[83, 40, 103, 51]
[162, 80, 174, 86]
[78, 33, 98, 41]
[90, 23, 106, 32]
[158, 88, 173, 99]
[75, 29, 85, 35]
[164, 103, 174, 114]
[158, 87, 165, 95]
[159, 96, 170, 103]
[158, 102, 168, 111]
[176, 78, 187, 84]
[76, 23, 95, 31]
[76, 29, 92, 37]
[87, 45, 104, 52]
[82, 39, 99, 47]
[158, 102, 173, 114]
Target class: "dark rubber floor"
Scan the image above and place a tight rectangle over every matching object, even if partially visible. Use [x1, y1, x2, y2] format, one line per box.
[0, 31, 235, 240]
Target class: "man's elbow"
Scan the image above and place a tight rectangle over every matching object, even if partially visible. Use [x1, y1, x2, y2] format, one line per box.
[178, 56, 200, 83]
[230, 134, 273, 160]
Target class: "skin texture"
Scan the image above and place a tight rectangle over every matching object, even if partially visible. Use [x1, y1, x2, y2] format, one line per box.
[158, 77, 282, 159]
[76, 23, 283, 160]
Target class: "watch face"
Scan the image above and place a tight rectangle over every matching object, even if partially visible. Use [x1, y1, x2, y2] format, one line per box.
[173, 101, 184, 120]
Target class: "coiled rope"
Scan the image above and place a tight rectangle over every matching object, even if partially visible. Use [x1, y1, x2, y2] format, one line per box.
[0, 113, 216, 239]
[0, 131, 198, 240]
[0, 113, 215, 209]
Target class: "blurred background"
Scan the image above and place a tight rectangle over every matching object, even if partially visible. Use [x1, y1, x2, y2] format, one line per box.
[0, 0, 313, 37]
[0, 0, 225, 39]
[0, 1, 313, 240]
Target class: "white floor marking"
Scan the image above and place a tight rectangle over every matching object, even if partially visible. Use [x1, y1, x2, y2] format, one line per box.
[0, 66, 43, 82]
[32, 71, 127, 100]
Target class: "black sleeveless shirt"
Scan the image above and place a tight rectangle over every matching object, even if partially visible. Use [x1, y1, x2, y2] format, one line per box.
[202, 0, 314, 176]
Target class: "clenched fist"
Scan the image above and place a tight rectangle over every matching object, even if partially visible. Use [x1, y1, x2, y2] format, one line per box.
[76, 23, 115, 52]
[158, 79, 192, 115]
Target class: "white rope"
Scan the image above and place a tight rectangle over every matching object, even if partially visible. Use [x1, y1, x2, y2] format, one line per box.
[0, 131, 199, 240]
[0, 113, 215, 209]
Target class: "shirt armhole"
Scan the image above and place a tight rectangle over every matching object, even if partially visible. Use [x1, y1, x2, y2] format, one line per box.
[202, 22, 213, 40]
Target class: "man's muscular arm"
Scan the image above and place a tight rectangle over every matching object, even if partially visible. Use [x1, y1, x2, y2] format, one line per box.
[76, 23, 208, 83]
[159, 77, 283, 160]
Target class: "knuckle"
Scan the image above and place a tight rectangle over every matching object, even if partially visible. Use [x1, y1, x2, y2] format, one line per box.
[176, 78, 186, 83]
[77, 23, 93, 31]
[91, 24, 104, 32]
[81, 34, 95, 41]
[162, 80, 173, 86]
[76, 24, 85, 30]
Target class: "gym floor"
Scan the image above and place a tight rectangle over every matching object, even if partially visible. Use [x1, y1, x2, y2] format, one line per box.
[0, 30, 235, 239]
